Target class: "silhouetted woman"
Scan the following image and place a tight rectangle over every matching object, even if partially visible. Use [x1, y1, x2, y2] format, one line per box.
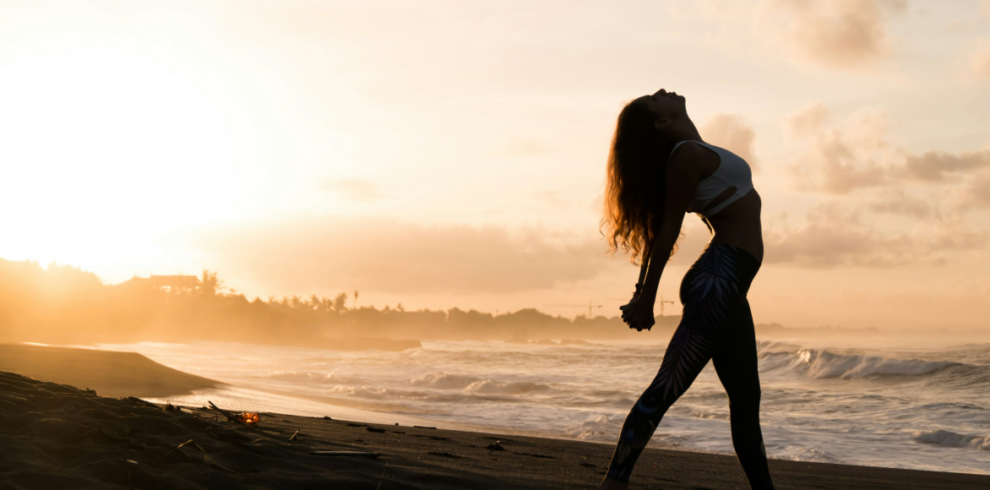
[598, 89, 774, 490]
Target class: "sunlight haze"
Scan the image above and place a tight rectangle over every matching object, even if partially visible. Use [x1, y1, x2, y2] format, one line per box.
[1, 0, 988, 330]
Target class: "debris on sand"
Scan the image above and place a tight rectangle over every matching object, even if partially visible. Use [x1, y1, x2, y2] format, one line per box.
[428, 451, 460, 459]
[127, 397, 161, 410]
[310, 450, 381, 459]
[208, 400, 260, 427]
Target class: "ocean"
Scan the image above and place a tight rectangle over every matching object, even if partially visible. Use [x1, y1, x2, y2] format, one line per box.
[97, 338, 990, 475]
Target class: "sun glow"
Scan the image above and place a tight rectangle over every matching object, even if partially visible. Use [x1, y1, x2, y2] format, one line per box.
[0, 43, 240, 267]
[0, 1, 987, 330]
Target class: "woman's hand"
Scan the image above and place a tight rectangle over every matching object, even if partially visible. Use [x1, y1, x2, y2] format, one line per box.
[620, 289, 655, 332]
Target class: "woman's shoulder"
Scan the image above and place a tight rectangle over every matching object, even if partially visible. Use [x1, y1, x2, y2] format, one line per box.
[669, 140, 710, 160]
[667, 140, 716, 175]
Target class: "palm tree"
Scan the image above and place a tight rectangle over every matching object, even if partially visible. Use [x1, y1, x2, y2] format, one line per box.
[199, 270, 223, 296]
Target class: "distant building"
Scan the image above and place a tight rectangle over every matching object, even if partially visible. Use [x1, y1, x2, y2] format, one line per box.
[119, 274, 200, 293]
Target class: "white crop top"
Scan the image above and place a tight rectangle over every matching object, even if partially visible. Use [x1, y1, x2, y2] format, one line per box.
[669, 140, 754, 217]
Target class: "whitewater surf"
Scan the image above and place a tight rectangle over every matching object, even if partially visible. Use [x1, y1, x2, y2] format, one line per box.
[96, 339, 990, 475]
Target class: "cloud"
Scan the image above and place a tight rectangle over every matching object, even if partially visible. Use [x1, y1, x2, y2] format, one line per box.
[194, 217, 609, 294]
[784, 103, 831, 139]
[789, 124, 890, 194]
[786, 106, 990, 194]
[901, 150, 990, 182]
[961, 170, 990, 207]
[866, 188, 934, 218]
[320, 178, 383, 202]
[765, 202, 985, 268]
[763, 0, 906, 69]
[701, 114, 759, 170]
[776, 102, 990, 269]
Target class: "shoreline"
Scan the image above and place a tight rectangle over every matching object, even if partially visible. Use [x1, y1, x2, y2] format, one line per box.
[1, 370, 988, 489]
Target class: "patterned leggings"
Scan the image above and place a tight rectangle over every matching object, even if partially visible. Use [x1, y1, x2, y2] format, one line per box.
[606, 243, 774, 489]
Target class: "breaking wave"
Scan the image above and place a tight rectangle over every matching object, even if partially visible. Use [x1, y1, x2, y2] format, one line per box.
[408, 372, 482, 389]
[253, 370, 339, 383]
[913, 430, 990, 451]
[408, 372, 554, 395]
[759, 347, 970, 380]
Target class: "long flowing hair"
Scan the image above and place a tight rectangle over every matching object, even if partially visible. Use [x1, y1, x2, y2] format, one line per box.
[601, 98, 678, 264]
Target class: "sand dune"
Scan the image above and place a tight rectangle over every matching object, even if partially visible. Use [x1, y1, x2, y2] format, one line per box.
[0, 343, 218, 398]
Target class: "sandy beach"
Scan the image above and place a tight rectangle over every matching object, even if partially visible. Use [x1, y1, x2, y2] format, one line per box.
[0, 343, 218, 398]
[1, 344, 988, 490]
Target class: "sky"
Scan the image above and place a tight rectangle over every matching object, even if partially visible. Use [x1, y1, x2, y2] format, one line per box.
[1, 0, 989, 330]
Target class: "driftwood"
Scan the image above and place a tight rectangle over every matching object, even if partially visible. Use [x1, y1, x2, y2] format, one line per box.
[158, 439, 195, 460]
[310, 450, 381, 459]
[376, 462, 389, 490]
[157, 438, 234, 473]
[207, 401, 258, 429]
[127, 397, 162, 410]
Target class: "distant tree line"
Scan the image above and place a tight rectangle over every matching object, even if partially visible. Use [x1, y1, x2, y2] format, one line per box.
[0, 259, 681, 349]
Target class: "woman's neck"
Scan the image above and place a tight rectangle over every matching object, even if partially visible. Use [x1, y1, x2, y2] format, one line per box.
[668, 120, 702, 143]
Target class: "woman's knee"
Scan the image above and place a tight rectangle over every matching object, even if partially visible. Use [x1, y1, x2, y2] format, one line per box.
[728, 389, 761, 416]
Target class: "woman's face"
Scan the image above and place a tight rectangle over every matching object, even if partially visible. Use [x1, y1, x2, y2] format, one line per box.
[640, 88, 685, 121]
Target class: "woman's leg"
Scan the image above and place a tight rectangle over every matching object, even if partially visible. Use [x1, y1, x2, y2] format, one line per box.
[604, 315, 718, 482]
[605, 245, 752, 482]
[603, 244, 764, 485]
[711, 299, 775, 489]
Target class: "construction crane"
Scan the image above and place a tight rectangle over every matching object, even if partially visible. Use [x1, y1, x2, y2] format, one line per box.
[607, 295, 676, 316]
[656, 295, 675, 316]
[543, 300, 604, 318]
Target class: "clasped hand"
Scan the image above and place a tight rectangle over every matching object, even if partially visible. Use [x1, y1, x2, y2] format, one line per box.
[619, 284, 655, 332]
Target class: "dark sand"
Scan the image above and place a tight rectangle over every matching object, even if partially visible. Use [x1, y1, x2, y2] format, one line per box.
[1, 367, 988, 490]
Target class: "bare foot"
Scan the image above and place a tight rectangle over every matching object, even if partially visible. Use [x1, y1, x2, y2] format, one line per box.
[597, 476, 629, 490]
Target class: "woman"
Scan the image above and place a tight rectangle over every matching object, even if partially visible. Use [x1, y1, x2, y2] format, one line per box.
[598, 89, 774, 490]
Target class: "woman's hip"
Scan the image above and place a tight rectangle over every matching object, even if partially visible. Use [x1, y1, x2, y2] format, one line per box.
[679, 243, 762, 305]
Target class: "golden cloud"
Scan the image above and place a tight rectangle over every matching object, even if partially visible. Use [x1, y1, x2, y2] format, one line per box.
[194, 218, 609, 294]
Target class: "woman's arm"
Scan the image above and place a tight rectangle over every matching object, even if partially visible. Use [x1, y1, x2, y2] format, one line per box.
[628, 244, 651, 303]
[636, 242, 651, 287]
[636, 202, 687, 302]
[622, 144, 702, 330]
